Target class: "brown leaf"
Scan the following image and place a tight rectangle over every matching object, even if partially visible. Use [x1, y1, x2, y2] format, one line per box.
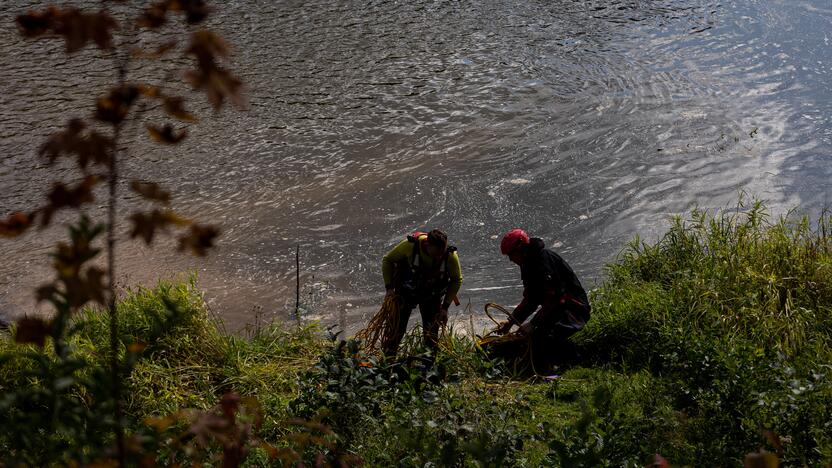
[178, 224, 219, 256]
[220, 392, 241, 420]
[41, 176, 99, 227]
[129, 209, 190, 245]
[53, 9, 87, 52]
[144, 415, 176, 433]
[259, 443, 295, 461]
[36, 284, 60, 303]
[744, 451, 779, 468]
[0, 212, 35, 238]
[184, 31, 244, 110]
[14, 317, 52, 348]
[16, 8, 59, 37]
[241, 396, 264, 432]
[59, 9, 118, 53]
[286, 418, 335, 436]
[51, 220, 103, 277]
[17, 8, 117, 53]
[762, 430, 784, 456]
[86, 10, 118, 50]
[63, 266, 107, 307]
[137, 84, 162, 98]
[96, 85, 140, 124]
[130, 180, 171, 204]
[185, 66, 244, 110]
[163, 96, 197, 122]
[147, 124, 187, 144]
[40, 119, 85, 164]
[145, 416, 176, 433]
[40, 119, 113, 170]
[169, 0, 211, 24]
[80, 131, 115, 168]
[188, 412, 232, 447]
[186, 30, 229, 62]
[127, 342, 148, 353]
[84, 267, 107, 304]
[128, 212, 160, 245]
[137, 2, 169, 29]
[646, 453, 669, 468]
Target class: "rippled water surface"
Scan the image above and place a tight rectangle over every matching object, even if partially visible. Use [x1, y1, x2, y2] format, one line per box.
[2, 0, 832, 332]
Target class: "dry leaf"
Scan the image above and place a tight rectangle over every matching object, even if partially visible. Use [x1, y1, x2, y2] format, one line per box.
[178, 224, 219, 256]
[163, 96, 197, 122]
[0, 212, 35, 238]
[14, 317, 52, 348]
[130, 180, 171, 204]
[147, 124, 187, 144]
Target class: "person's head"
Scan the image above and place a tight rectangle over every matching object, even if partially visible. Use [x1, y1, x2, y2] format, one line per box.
[500, 228, 529, 265]
[424, 229, 448, 259]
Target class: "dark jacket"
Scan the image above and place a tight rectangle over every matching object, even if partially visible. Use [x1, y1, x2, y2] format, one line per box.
[512, 238, 590, 331]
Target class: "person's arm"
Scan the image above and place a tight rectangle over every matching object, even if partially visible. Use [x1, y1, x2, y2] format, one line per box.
[381, 239, 412, 290]
[495, 288, 540, 334]
[528, 286, 561, 329]
[442, 251, 463, 308]
[510, 288, 540, 325]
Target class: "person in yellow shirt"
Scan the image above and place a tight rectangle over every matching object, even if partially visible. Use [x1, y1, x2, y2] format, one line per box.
[380, 229, 462, 356]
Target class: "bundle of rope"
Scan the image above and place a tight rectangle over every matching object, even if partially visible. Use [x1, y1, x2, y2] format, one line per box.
[355, 293, 403, 353]
[477, 302, 546, 375]
[476, 302, 525, 348]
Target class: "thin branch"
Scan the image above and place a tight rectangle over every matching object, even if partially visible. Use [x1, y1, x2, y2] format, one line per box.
[296, 243, 301, 328]
[108, 51, 129, 468]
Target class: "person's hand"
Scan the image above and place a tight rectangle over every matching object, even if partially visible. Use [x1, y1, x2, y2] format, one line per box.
[385, 287, 395, 298]
[494, 320, 513, 335]
[438, 305, 449, 327]
[518, 321, 534, 336]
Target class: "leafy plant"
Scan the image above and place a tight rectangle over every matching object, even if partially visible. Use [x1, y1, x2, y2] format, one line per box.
[1, 1, 243, 465]
[572, 199, 832, 464]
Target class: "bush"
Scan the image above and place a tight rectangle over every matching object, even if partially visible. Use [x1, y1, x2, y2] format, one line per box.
[4, 199, 832, 466]
[572, 199, 832, 464]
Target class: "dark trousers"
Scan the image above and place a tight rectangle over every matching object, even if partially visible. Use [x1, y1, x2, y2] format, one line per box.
[382, 295, 442, 357]
[487, 307, 587, 375]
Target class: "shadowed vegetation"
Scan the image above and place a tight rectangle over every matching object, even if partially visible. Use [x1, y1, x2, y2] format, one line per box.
[3, 200, 831, 466]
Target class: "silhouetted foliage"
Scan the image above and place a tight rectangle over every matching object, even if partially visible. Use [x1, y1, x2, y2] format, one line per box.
[17, 7, 118, 52]
[2, 1, 246, 465]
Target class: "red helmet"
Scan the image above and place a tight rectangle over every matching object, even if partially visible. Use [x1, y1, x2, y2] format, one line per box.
[500, 228, 529, 255]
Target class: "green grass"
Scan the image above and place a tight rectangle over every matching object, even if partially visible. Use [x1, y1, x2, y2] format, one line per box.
[573, 199, 832, 464]
[1, 199, 831, 466]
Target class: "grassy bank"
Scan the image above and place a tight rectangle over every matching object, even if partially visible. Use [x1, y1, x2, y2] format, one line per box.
[2, 201, 831, 466]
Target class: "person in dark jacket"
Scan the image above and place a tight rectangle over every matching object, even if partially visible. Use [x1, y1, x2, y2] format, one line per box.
[492, 228, 590, 373]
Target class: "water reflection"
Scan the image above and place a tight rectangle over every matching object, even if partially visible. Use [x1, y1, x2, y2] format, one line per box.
[1, 0, 830, 333]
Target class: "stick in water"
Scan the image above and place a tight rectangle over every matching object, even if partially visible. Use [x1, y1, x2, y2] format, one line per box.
[295, 243, 300, 327]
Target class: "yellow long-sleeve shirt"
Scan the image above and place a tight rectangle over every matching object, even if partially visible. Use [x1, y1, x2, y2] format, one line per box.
[381, 236, 462, 307]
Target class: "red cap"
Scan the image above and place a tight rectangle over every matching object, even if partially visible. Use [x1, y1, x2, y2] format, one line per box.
[500, 228, 529, 255]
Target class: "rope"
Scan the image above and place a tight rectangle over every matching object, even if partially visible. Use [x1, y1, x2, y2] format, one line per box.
[355, 293, 402, 353]
[483, 302, 511, 328]
[477, 302, 547, 377]
[357, 299, 550, 377]
[476, 302, 519, 347]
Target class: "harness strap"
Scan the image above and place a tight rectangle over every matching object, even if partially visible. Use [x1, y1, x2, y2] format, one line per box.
[410, 236, 421, 270]
[558, 293, 588, 308]
[406, 236, 457, 281]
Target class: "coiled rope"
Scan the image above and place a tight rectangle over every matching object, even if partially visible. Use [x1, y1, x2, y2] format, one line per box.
[477, 302, 546, 376]
[355, 293, 402, 353]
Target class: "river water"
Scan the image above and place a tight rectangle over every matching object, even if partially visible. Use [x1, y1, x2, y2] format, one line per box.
[2, 0, 832, 333]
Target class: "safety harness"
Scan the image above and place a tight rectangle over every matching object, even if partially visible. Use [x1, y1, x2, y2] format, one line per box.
[398, 231, 457, 299]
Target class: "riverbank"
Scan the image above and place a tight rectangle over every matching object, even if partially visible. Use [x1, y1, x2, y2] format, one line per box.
[1, 202, 831, 465]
